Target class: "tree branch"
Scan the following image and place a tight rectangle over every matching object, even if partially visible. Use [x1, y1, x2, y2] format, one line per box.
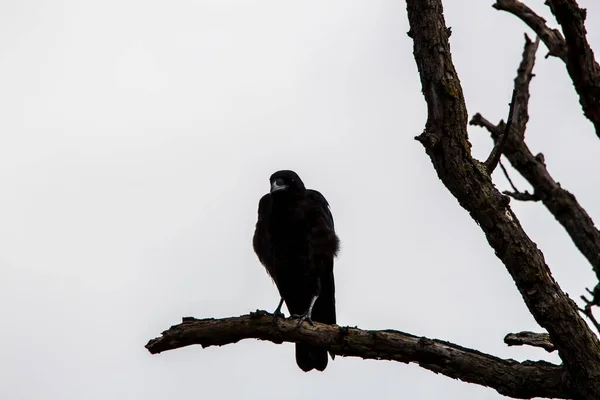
[510, 33, 538, 140]
[146, 311, 570, 399]
[504, 331, 556, 352]
[580, 291, 600, 335]
[503, 189, 540, 201]
[493, 0, 567, 60]
[469, 34, 600, 285]
[546, 0, 600, 137]
[494, 0, 600, 138]
[483, 88, 518, 173]
[498, 160, 540, 201]
[406, 0, 600, 397]
[472, 113, 600, 283]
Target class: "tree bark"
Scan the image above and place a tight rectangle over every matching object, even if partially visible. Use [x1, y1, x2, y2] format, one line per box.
[146, 311, 569, 399]
[504, 331, 555, 352]
[405, 0, 600, 398]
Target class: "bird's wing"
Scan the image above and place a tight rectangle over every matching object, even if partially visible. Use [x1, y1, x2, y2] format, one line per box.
[307, 189, 335, 231]
[256, 193, 271, 220]
[306, 190, 337, 328]
[253, 193, 272, 267]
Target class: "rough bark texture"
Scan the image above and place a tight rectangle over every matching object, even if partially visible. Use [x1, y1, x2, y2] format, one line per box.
[146, 311, 569, 399]
[405, 0, 600, 398]
[504, 331, 555, 352]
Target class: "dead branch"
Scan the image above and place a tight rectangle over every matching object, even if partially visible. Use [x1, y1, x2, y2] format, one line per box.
[493, 0, 567, 60]
[472, 113, 600, 282]
[146, 311, 569, 399]
[546, 0, 600, 137]
[406, 0, 600, 397]
[495, 0, 600, 138]
[580, 293, 600, 335]
[470, 33, 600, 284]
[503, 189, 539, 201]
[484, 35, 539, 173]
[484, 88, 518, 173]
[504, 331, 555, 352]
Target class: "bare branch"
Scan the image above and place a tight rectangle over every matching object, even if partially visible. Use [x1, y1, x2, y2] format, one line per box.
[483, 34, 538, 174]
[484, 88, 518, 173]
[146, 311, 569, 399]
[473, 36, 540, 204]
[586, 284, 600, 307]
[580, 293, 600, 335]
[476, 119, 600, 310]
[511, 34, 539, 138]
[503, 189, 540, 201]
[493, 0, 567, 60]
[504, 331, 555, 352]
[406, 0, 600, 397]
[499, 161, 519, 192]
[471, 32, 600, 284]
[477, 116, 600, 281]
[470, 113, 502, 137]
[495, 0, 600, 138]
[546, 0, 600, 137]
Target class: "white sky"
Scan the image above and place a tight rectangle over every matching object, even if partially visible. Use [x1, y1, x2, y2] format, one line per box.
[0, 1, 599, 399]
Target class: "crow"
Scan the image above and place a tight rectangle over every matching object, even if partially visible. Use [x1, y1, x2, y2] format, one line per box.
[253, 170, 340, 372]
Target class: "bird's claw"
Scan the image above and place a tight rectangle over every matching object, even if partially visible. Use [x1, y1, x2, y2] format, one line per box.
[291, 313, 314, 327]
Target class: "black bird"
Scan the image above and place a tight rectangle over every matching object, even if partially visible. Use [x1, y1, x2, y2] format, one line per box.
[253, 170, 340, 372]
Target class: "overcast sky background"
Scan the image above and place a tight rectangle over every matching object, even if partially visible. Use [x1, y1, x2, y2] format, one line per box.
[1, 1, 599, 399]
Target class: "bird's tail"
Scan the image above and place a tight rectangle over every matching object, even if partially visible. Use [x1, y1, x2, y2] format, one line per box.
[295, 343, 328, 372]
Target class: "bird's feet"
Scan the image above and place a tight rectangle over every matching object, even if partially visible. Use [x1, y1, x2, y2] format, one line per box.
[291, 312, 314, 328]
[272, 298, 285, 322]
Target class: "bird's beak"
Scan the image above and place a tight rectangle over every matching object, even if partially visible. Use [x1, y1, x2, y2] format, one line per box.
[270, 179, 287, 193]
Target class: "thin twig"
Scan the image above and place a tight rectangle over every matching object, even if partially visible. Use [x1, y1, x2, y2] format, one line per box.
[579, 297, 600, 336]
[499, 160, 519, 193]
[503, 190, 540, 201]
[484, 88, 518, 173]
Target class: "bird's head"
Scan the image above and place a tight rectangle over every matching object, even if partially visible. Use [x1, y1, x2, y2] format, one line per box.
[269, 170, 306, 194]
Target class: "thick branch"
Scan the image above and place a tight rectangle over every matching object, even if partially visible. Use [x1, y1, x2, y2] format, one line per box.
[406, 0, 600, 398]
[546, 0, 600, 137]
[504, 331, 556, 352]
[146, 311, 569, 399]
